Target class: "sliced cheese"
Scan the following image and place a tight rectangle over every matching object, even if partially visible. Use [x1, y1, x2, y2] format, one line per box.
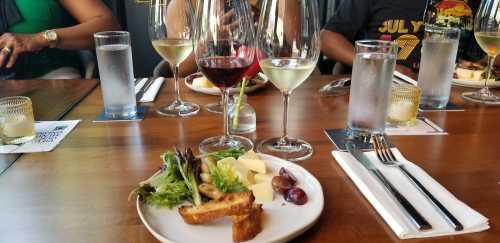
[218, 157, 250, 185]
[192, 76, 215, 88]
[254, 173, 273, 183]
[238, 158, 267, 174]
[239, 150, 260, 160]
[249, 182, 273, 203]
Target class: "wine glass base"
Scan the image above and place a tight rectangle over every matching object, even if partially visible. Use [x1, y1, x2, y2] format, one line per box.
[257, 137, 313, 162]
[205, 102, 223, 114]
[156, 100, 200, 117]
[199, 135, 254, 154]
[462, 90, 500, 105]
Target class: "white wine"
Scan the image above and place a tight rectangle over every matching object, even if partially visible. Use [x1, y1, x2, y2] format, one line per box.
[152, 39, 193, 65]
[259, 58, 315, 93]
[475, 32, 500, 56]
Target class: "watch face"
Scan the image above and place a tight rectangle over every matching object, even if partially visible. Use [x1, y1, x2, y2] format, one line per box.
[47, 31, 58, 41]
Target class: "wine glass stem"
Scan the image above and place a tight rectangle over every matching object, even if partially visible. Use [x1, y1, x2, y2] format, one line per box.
[482, 55, 495, 93]
[222, 88, 230, 139]
[171, 64, 182, 104]
[279, 92, 290, 146]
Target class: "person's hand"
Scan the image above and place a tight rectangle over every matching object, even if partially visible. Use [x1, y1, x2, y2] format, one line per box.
[0, 33, 48, 68]
[395, 64, 418, 80]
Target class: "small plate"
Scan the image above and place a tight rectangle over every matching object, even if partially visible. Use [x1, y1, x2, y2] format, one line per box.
[137, 153, 324, 243]
[452, 78, 500, 88]
[185, 72, 269, 95]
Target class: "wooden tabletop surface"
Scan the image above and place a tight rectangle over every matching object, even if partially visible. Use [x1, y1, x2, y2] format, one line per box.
[0, 76, 498, 243]
[0, 79, 98, 174]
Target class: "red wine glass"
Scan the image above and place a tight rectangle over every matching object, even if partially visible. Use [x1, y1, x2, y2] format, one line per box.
[195, 0, 255, 153]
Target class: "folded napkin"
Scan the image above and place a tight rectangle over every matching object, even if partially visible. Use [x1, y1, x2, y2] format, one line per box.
[332, 149, 489, 239]
[134, 77, 165, 103]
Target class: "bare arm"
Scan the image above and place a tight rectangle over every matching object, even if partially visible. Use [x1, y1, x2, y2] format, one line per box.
[320, 29, 355, 66]
[0, 0, 120, 68]
[56, 0, 121, 50]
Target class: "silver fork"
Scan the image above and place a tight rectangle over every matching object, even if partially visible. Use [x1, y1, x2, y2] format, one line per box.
[373, 135, 464, 231]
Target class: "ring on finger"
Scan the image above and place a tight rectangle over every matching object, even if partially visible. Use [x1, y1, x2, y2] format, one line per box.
[1, 47, 12, 55]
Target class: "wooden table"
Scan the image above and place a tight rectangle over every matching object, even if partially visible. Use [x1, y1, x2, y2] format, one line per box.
[0, 76, 498, 243]
[0, 79, 98, 174]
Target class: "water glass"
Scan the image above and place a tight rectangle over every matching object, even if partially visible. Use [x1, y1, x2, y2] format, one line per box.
[347, 40, 398, 140]
[387, 84, 421, 126]
[418, 25, 460, 109]
[0, 96, 36, 145]
[94, 31, 137, 119]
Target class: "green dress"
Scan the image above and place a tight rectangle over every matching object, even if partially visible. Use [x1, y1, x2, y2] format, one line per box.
[8, 0, 79, 79]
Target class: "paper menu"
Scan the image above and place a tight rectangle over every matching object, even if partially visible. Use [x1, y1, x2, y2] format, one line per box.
[0, 120, 80, 154]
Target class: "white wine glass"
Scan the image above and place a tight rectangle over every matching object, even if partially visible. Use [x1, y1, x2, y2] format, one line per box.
[256, 0, 320, 161]
[149, 0, 200, 116]
[462, 0, 500, 104]
[195, 0, 255, 153]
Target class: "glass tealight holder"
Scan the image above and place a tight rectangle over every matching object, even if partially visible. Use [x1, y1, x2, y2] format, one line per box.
[0, 96, 36, 145]
[387, 84, 421, 126]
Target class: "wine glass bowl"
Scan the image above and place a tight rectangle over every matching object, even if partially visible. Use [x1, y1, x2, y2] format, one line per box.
[195, 0, 255, 153]
[462, 0, 500, 104]
[256, 0, 320, 161]
[149, 0, 200, 116]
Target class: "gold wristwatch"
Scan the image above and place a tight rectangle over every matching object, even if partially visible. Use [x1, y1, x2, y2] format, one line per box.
[43, 30, 59, 48]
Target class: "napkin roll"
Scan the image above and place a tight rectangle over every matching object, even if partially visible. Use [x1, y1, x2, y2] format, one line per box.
[332, 149, 489, 239]
[135, 77, 165, 103]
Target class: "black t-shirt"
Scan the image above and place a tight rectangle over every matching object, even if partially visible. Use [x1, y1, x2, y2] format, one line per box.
[324, 0, 428, 71]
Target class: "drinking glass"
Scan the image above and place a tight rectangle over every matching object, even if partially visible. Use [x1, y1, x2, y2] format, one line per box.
[418, 25, 459, 109]
[347, 40, 397, 141]
[462, 0, 500, 104]
[387, 84, 421, 126]
[256, 0, 320, 161]
[95, 31, 137, 119]
[149, 0, 200, 117]
[0, 96, 36, 145]
[195, 0, 255, 153]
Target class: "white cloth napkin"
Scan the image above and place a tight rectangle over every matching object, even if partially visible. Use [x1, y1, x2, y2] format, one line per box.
[134, 77, 165, 103]
[332, 149, 489, 239]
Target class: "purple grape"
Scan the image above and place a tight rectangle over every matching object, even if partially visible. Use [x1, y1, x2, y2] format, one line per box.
[284, 187, 308, 205]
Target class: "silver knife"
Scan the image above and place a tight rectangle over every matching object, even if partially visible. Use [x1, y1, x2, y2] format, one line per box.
[135, 77, 156, 102]
[346, 141, 432, 231]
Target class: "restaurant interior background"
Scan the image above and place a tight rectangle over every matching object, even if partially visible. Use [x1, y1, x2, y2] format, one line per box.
[103, 0, 340, 77]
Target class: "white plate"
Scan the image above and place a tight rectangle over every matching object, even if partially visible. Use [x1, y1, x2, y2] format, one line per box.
[185, 72, 269, 95]
[452, 78, 500, 88]
[137, 153, 324, 243]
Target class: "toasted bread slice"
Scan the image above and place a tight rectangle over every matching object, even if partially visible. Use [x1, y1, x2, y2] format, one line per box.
[179, 191, 254, 225]
[232, 204, 263, 242]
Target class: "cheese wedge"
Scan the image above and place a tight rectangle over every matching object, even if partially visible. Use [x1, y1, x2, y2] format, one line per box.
[254, 173, 273, 183]
[192, 76, 215, 88]
[238, 158, 267, 174]
[249, 182, 273, 203]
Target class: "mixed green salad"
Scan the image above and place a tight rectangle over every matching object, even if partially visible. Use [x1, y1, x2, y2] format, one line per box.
[131, 147, 247, 208]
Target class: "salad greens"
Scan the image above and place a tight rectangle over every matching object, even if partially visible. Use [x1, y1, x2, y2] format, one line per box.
[201, 147, 246, 161]
[208, 161, 247, 193]
[133, 147, 249, 208]
[174, 148, 202, 206]
[135, 148, 201, 208]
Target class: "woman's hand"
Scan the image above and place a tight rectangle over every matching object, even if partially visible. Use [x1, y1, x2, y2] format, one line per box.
[0, 32, 48, 68]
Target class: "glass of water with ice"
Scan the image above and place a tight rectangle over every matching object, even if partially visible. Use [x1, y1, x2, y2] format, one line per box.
[94, 31, 137, 119]
[417, 25, 460, 109]
[347, 40, 398, 141]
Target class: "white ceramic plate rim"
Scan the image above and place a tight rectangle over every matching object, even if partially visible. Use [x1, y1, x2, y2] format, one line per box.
[452, 78, 500, 88]
[137, 153, 324, 243]
[185, 73, 269, 95]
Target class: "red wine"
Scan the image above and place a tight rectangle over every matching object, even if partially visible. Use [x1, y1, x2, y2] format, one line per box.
[198, 57, 251, 88]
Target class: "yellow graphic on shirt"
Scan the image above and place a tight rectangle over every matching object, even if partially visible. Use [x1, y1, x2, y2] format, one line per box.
[395, 35, 420, 60]
[378, 20, 423, 61]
